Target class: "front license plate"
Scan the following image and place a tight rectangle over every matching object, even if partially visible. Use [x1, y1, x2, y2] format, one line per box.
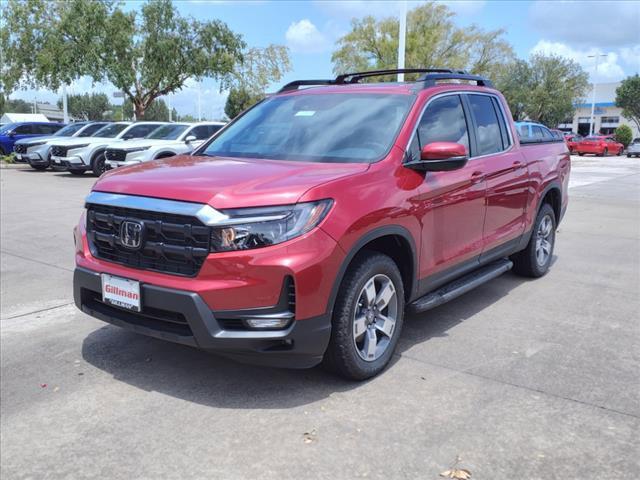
[101, 274, 141, 312]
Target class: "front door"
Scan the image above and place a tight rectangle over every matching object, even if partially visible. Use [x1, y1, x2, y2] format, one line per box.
[411, 94, 487, 281]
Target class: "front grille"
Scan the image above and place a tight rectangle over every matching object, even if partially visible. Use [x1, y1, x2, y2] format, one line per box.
[51, 145, 69, 157]
[105, 149, 127, 162]
[82, 289, 193, 337]
[14, 144, 27, 154]
[86, 203, 211, 276]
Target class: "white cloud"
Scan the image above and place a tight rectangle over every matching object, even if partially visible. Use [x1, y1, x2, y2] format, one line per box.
[531, 41, 626, 82]
[529, 1, 640, 48]
[286, 19, 330, 53]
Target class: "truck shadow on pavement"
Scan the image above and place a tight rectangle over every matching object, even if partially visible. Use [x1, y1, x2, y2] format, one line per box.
[80, 269, 539, 409]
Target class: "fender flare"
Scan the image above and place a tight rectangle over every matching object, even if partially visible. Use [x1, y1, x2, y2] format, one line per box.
[325, 225, 418, 318]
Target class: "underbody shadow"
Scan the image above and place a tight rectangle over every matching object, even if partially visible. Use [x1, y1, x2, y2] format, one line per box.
[81, 261, 548, 409]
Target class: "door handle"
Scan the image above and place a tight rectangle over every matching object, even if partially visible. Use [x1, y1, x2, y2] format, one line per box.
[470, 171, 485, 183]
[512, 161, 524, 168]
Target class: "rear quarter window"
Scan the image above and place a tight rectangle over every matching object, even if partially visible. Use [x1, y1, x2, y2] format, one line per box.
[468, 95, 503, 156]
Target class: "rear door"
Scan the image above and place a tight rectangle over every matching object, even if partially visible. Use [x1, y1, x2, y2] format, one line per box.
[465, 94, 529, 258]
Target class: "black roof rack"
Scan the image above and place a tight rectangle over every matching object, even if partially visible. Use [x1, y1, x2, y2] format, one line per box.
[277, 68, 493, 93]
[278, 79, 336, 92]
[335, 68, 467, 84]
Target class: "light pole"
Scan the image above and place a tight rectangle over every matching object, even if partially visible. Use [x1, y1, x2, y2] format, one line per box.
[397, 0, 407, 82]
[588, 53, 608, 136]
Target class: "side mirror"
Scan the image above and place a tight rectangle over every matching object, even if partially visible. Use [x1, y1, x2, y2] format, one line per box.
[405, 142, 468, 171]
[7, 131, 15, 137]
[185, 135, 196, 143]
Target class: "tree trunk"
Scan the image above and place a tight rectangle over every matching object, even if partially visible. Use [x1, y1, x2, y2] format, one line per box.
[134, 102, 145, 120]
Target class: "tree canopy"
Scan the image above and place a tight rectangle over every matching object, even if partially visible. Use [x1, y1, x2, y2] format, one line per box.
[331, 2, 514, 79]
[615, 75, 640, 130]
[1, 0, 289, 119]
[495, 54, 589, 127]
[57, 93, 111, 121]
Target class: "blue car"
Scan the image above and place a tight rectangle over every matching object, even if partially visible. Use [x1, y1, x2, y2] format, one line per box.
[0, 122, 65, 155]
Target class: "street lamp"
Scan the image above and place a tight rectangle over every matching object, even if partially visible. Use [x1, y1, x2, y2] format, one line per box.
[397, 0, 407, 82]
[588, 53, 608, 136]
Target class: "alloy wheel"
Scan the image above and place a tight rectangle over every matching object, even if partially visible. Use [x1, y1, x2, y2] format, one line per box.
[535, 214, 553, 267]
[353, 274, 398, 362]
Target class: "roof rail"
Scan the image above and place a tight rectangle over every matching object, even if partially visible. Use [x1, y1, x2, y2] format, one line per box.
[278, 79, 336, 93]
[277, 68, 493, 93]
[417, 72, 494, 88]
[335, 68, 467, 84]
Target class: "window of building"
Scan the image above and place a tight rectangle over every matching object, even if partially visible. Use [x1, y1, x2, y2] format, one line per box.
[600, 116, 620, 124]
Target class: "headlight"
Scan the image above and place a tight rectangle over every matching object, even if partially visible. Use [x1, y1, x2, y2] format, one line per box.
[210, 200, 333, 252]
[125, 146, 151, 153]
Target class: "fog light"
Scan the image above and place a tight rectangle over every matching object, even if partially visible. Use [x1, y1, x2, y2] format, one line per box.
[243, 317, 292, 329]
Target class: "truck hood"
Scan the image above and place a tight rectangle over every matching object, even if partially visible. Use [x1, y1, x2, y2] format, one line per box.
[93, 155, 369, 209]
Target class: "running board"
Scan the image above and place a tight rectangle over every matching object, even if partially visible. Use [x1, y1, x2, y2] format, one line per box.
[409, 259, 513, 313]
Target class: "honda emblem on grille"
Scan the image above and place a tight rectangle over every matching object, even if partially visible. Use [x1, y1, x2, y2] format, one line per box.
[120, 220, 144, 250]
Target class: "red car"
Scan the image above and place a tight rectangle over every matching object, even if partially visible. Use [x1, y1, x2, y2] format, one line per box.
[576, 135, 624, 156]
[73, 68, 570, 379]
[564, 134, 583, 153]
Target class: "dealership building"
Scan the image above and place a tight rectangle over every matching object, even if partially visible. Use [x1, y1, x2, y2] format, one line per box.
[558, 81, 639, 138]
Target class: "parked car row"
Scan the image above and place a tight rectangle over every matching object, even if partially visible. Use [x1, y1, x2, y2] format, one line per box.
[11, 120, 225, 176]
[0, 121, 65, 154]
[514, 122, 628, 157]
[627, 138, 640, 158]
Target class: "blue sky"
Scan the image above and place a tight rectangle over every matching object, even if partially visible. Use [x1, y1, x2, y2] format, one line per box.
[11, 0, 640, 119]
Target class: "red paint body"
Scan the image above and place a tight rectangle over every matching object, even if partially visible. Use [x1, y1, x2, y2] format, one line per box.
[76, 83, 570, 323]
[576, 136, 624, 156]
[564, 134, 582, 153]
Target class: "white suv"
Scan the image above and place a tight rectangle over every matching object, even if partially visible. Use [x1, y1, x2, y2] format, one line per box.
[13, 122, 110, 171]
[49, 122, 166, 176]
[104, 122, 225, 169]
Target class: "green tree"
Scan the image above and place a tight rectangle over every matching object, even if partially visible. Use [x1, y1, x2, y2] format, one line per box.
[615, 75, 640, 130]
[224, 45, 291, 119]
[176, 113, 197, 122]
[1, 0, 246, 119]
[57, 93, 111, 120]
[615, 124, 633, 148]
[122, 98, 170, 121]
[331, 2, 514, 79]
[1, 98, 33, 114]
[495, 54, 589, 127]
[224, 87, 264, 119]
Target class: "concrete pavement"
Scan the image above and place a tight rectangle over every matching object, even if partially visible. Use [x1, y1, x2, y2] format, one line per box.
[1, 157, 639, 479]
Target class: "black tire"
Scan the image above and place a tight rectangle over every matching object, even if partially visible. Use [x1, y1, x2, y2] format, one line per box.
[91, 151, 108, 177]
[618, 148, 623, 156]
[29, 164, 48, 171]
[599, 148, 608, 157]
[628, 154, 632, 158]
[512, 203, 556, 278]
[68, 169, 85, 175]
[578, 152, 584, 156]
[323, 252, 405, 380]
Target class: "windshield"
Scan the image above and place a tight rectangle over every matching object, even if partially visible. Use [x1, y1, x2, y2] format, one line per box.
[93, 123, 128, 138]
[54, 123, 86, 136]
[200, 93, 415, 163]
[146, 124, 189, 140]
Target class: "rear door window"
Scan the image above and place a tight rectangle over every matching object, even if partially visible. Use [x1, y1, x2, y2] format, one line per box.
[190, 125, 216, 140]
[468, 95, 503, 156]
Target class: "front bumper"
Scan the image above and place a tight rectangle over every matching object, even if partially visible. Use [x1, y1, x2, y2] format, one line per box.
[106, 160, 141, 169]
[74, 267, 331, 368]
[52, 155, 87, 168]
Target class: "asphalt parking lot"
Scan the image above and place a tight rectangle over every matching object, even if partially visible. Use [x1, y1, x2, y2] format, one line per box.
[1, 156, 639, 479]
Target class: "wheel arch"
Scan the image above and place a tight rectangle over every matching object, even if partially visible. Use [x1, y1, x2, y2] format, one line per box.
[326, 226, 418, 317]
[539, 182, 562, 225]
[154, 151, 176, 159]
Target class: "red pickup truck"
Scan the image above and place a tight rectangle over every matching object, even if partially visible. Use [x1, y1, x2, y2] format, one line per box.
[73, 69, 570, 380]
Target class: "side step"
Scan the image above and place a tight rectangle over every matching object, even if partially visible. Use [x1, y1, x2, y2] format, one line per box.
[409, 259, 513, 313]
